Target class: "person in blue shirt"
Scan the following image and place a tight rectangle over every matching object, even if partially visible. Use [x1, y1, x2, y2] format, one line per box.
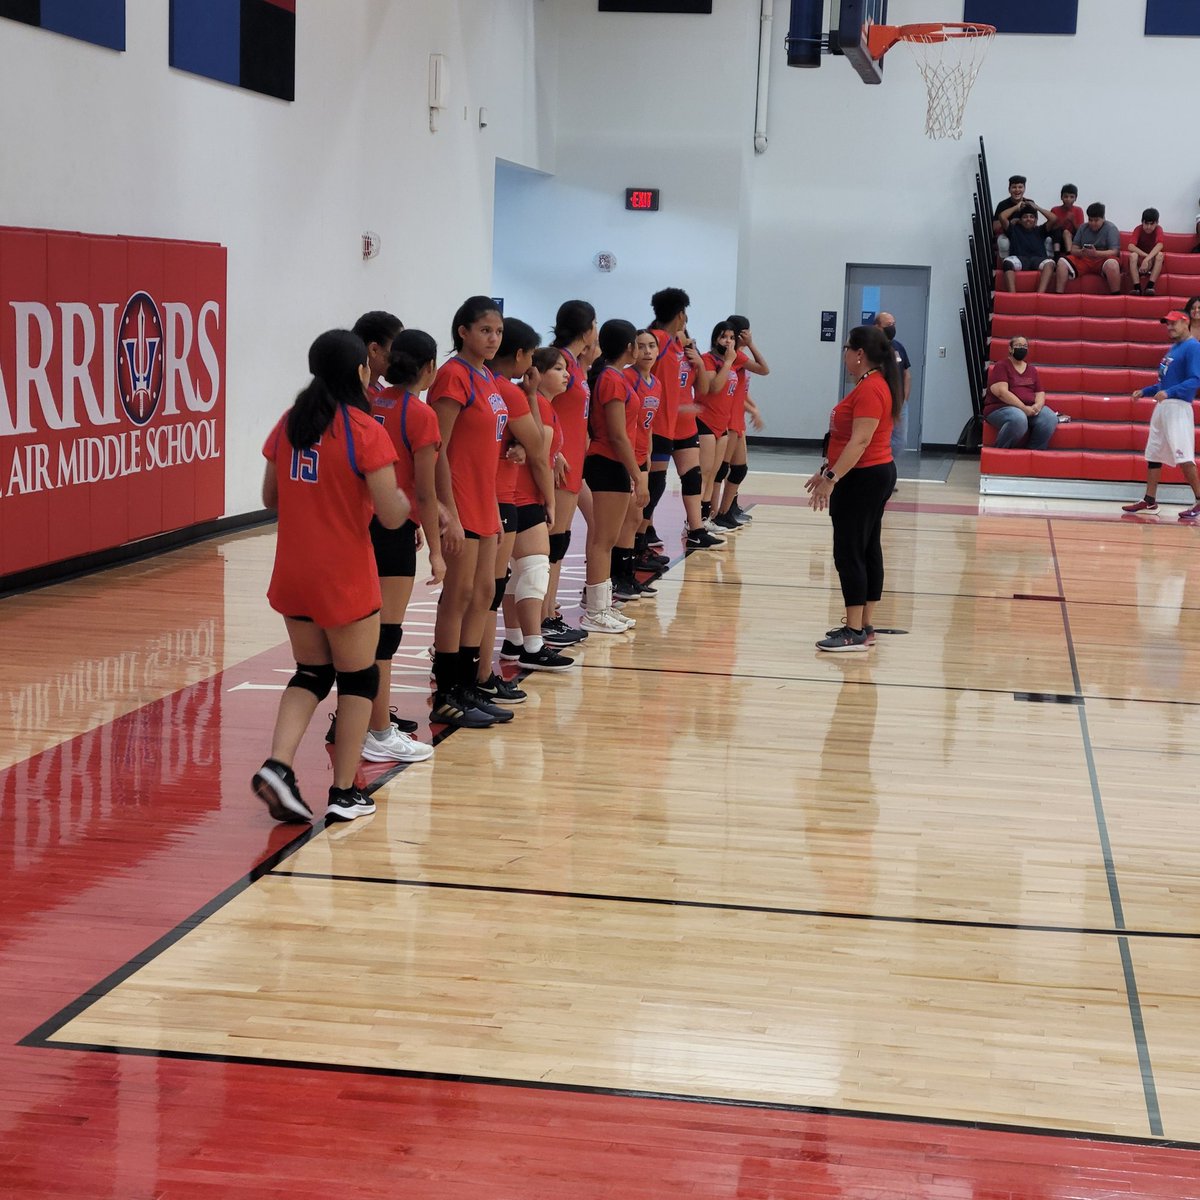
[1122, 312, 1200, 519]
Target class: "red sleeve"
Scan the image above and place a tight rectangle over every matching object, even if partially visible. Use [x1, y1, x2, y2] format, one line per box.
[263, 413, 286, 460]
[503, 384, 531, 421]
[352, 410, 399, 473]
[987, 360, 1009, 390]
[733, 351, 750, 369]
[429, 361, 471, 408]
[407, 400, 441, 453]
[1155, 227, 1165, 247]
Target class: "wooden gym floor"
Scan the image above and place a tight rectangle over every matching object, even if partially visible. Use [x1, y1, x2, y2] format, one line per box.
[2, 460, 1199, 1198]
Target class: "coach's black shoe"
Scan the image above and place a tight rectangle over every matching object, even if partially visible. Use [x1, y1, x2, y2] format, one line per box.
[325, 785, 376, 822]
[476, 672, 528, 704]
[430, 690, 496, 729]
[252, 759, 313, 824]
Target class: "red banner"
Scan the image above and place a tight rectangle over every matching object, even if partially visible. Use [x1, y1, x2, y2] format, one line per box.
[0, 226, 226, 577]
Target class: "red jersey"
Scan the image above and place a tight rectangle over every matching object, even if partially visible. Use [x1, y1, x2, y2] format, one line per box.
[429, 357, 508, 537]
[650, 329, 689, 440]
[513, 393, 559, 507]
[551, 348, 590, 495]
[827, 371, 894, 469]
[624, 366, 662, 465]
[263, 404, 397, 628]
[542, 394, 564, 464]
[493, 376, 531, 504]
[728, 350, 750, 434]
[699, 351, 738, 437]
[371, 387, 440, 525]
[588, 365, 638, 462]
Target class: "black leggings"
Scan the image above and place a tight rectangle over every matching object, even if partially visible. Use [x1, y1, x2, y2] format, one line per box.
[829, 461, 897, 608]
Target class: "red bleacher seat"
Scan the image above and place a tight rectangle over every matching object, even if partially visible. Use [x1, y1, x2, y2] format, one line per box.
[1126, 319, 1164, 342]
[1027, 451, 1082, 478]
[1081, 396, 1131, 422]
[980, 447, 1031, 476]
[1038, 366, 1083, 392]
[1053, 395, 1085, 419]
[1080, 452, 1137, 482]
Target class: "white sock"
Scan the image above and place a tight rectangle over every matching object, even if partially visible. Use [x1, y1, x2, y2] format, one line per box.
[523, 635, 544, 654]
[369, 727, 390, 739]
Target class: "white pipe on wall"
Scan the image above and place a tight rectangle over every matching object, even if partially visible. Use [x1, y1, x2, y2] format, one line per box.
[754, 0, 773, 154]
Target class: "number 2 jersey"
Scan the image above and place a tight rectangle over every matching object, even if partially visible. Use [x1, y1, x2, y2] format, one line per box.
[263, 403, 397, 628]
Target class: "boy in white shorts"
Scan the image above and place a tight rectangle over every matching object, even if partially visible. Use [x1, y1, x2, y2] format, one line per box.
[1122, 311, 1200, 519]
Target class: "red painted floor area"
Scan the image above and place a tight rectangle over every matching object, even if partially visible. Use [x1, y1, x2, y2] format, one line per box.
[2, 520, 1199, 1197]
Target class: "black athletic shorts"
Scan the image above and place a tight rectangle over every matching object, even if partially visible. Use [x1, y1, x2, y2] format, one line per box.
[583, 453, 631, 493]
[515, 502, 548, 532]
[499, 502, 518, 534]
[695, 418, 717, 438]
[370, 517, 418, 578]
[673, 433, 700, 452]
[651, 434, 674, 460]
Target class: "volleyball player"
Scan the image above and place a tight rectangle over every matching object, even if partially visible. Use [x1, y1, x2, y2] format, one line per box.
[428, 296, 510, 727]
[646, 288, 724, 551]
[543, 301, 596, 646]
[352, 310, 403, 399]
[582, 320, 648, 632]
[253, 329, 409, 824]
[697, 322, 738, 528]
[713, 314, 768, 531]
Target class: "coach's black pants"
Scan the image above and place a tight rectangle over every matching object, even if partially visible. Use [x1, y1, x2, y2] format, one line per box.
[829, 460, 897, 609]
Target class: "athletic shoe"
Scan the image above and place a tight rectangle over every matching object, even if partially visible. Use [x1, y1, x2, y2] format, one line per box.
[542, 616, 588, 645]
[612, 577, 643, 602]
[360, 726, 434, 763]
[326, 785, 376, 822]
[1179, 503, 1200, 522]
[685, 528, 726, 551]
[1131, 284, 1142, 295]
[645, 525, 665, 549]
[635, 550, 670, 572]
[711, 512, 741, 533]
[633, 577, 658, 596]
[430, 690, 496, 728]
[252, 759, 313, 824]
[518, 644, 576, 672]
[327, 709, 418, 744]
[827, 622, 876, 647]
[1145, 284, 1156, 296]
[608, 607, 635, 629]
[476, 673, 527, 704]
[581, 608, 631, 634]
[463, 686, 515, 722]
[816, 625, 870, 652]
[499, 639, 523, 661]
[1121, 499, 1159, 514]
[730, 502, 753, 524]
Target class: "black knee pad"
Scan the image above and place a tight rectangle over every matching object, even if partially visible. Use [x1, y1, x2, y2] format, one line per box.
[375, 622, 403, 660]
[336, 664, 380, 701]
[681, 465, 702, 497]
[549, 531, 569, 564]
[288, 662, 335, 700]
[492, 570, 511, 612]
[714, 462, 730, 484]
[729, 463, 748, 485]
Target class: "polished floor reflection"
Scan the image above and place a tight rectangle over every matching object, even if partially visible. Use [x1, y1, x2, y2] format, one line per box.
[3, 466, 1199, 1198]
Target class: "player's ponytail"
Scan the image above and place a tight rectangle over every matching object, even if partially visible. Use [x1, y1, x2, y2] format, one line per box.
[287, 329, 369, 450]
[385, 329, 437, 389]
[587, 319, 637, 393]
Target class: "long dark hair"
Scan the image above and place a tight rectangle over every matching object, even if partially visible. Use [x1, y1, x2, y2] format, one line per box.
[286, 329, 368, 450]
[491, 317, 541, 365]
[450, 295, 502, 352]
[385, 329, 437, 389]
[587, 319, 637, 392]
[846, 325, 902, 418]
[552, 300, 595, 348]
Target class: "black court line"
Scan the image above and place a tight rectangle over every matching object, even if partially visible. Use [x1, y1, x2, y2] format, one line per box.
[1013, 592, 1066, 602]
[26, 1038, 1200, 1152]
[1014, 691, 1084, 705]
[1047, 518, 1163, 1138]
[266, 868, 1200, 942]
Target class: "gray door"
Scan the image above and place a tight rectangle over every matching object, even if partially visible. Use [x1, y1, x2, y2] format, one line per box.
[842, 265, 930, 463]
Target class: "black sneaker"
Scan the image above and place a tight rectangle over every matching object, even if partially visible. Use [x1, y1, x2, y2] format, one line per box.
[711, 512, 740, 532]
[645, 525, 665, 549]
[730, 502, 753, 525]
[635, 550, 670, 573]
[518, 644, 576, 672]
[430, 690, 496, 728]
[476, 672, 528, 703]
[634, 578, 658, 596]
[463, 686, 515, 722]
[252, 759, 313, 824]
[327, 710, 420, 743]
[542, 616, 588, 645]
[499, 639, 523, 662]
[612, 576, 643, 601]
[826, 622, 876, 646]
[326, 785, 376, 822]
[685, 528, 726, 550]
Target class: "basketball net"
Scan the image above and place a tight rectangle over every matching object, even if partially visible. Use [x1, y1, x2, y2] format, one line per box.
[869, 23, 995, 141]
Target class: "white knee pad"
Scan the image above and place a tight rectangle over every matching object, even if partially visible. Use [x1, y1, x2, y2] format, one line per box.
[512, 554, 550, 604]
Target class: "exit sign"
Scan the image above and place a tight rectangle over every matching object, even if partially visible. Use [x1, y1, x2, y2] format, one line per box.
[625, 188, 660, 211]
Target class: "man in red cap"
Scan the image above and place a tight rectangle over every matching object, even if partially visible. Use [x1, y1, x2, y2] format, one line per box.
[1122, 310, 1200, 518]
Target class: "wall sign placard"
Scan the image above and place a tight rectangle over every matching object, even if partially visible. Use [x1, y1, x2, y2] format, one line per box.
[625, 188, 660, 211]
[820, 311, 837, 342]
[169, 0, 296, 101]
[1145, 0, 1200, 37]
[0, 0, 125, 50]
[963, 1, 1078, 35]
[0, 226, 227, 577]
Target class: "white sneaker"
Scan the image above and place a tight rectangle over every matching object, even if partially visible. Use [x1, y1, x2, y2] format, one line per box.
[608, 606, 635, 629]
[361, 726, 434, 763]
[581, 607, 631, 634]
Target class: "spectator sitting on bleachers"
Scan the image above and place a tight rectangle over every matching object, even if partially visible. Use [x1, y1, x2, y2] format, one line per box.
[993, 175, 1028, 258]
[1193, 199, 1200, 253]
[1120, 311, 1200, 520]
[1128, 208, 1165, 295]
[1002, 206, 1056, 294]
[1189, 295, 1200, 337]
[984, 337, 1058, 450]
[1055, 203, 1121, 294]
[1047, 184, 1084, 258]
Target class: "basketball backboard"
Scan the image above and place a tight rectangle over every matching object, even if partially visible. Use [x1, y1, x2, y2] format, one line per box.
[832, 0, 887, 84]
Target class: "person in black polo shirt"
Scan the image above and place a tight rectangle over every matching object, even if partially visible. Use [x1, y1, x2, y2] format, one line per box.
[1001, 205, 1056, 293]
[875, 312, 911, 462]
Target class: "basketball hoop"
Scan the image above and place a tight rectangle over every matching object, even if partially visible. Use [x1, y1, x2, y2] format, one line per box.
[867, 23, 995, 141]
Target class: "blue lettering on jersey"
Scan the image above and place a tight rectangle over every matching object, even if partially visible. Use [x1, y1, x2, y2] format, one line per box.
[290, 439, 320, 483]
[488, 392, 509, 441]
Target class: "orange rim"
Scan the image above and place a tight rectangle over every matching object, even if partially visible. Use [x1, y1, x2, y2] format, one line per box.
[866, 21, 995, 59]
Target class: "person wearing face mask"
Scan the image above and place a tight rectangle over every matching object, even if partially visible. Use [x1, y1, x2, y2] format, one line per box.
[984, 337, 1058, 450]
[874, 313, 911, 461]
